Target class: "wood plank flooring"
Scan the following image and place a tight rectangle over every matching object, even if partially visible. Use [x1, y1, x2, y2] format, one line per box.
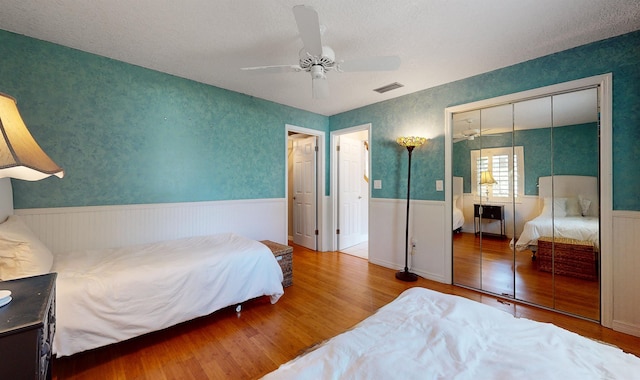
[53, 242, 640, 379]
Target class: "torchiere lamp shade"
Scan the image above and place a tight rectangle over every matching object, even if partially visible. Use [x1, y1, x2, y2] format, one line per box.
[0, 93, 64, 181]
[396, 136, 427, 148]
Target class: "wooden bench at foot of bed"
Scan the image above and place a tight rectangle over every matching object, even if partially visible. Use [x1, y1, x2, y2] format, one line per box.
[537, 237, 597, 280]
[261, 240, 293, 287]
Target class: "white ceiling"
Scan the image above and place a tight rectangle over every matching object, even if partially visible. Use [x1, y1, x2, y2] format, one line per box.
[0, 0, 638, 116]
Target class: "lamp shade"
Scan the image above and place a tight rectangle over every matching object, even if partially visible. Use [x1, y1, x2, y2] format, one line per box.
[396, 136, 427, 148]
[0, 93, 64, 181]
[480, 170, 496, 185]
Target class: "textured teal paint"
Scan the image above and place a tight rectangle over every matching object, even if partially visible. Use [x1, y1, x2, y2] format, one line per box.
[2, 29, 639, 210]
[0, 31, 328, 208]
[552, 123, 599, 177]
[331, 30, 640, 210]
[453, 123, 597, 195]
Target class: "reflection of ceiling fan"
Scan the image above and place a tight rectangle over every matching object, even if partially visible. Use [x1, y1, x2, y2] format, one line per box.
[453, 118, 504, 142]
[241, 5, 401, 99]
[453, 128, 480, 142]
[453, 119, 481, 142]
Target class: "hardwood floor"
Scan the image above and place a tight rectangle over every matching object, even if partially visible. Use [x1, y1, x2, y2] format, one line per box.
[53, 242, 640, 379]
[453, 232, 600, 320]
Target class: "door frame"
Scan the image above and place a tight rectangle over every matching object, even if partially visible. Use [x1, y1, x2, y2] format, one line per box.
[285, 124, 326, 251]
[330, 123, 372, 252]
[444, 73, 613, 326]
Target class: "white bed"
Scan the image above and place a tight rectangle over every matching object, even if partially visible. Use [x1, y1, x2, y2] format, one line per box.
[0, 178, 284, 357]
[452, 176, 464, 232]
[52, 232, 284, 356]
[512, 175, 599, 252]
[263, 287, 640, 379]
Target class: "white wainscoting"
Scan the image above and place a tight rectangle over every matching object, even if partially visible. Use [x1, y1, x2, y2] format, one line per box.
[369, 198, 447, 283]
[15, 198, 287, 254]
[611, 210, 640, 337]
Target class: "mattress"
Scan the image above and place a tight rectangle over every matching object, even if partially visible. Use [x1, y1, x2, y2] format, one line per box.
[513, 215, 599, 251]
[53, 233, 284, 356]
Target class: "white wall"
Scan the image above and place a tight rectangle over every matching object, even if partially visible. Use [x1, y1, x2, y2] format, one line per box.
[611, 211, 640, 336]
[369, 198, 447, 283]
[16, 199, 287, 254]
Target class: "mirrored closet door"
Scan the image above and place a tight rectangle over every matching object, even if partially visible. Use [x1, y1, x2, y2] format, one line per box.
[452, 87, 600, 321]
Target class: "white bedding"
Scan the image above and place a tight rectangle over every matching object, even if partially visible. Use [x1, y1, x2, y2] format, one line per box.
[452, 206, 464, 231]
[513, 215, 599, 251]
[53, 233, 284, 357]
[452, 177, 464, 231]
[263, 287, 640, 379]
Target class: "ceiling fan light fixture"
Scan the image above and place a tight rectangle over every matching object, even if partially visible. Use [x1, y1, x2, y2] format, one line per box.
[310, 65, 326, 79]
[374, 82, 404, 94]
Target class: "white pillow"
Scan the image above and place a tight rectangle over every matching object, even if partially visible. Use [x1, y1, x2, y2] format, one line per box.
[540, 197, 567, 218]
[578, 195, 592, 216]
[565, 197, 582, 217]
[0, 215, 53, 280]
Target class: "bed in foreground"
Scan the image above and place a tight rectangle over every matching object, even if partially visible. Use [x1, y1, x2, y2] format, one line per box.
[263, 287, 640, 379]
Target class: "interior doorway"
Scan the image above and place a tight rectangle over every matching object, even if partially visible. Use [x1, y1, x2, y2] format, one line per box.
[286, 124, 325, 251]
[332, 125, 370, 259]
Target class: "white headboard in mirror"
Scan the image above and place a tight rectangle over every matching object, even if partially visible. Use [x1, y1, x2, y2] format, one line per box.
[538, 175, 599, 217]
[0, 178, 13, 222]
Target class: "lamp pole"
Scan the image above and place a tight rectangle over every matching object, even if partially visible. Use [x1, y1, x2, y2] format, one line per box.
[396, 144, 418, 282]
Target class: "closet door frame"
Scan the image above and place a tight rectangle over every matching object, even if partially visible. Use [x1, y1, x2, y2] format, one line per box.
[444, 73, 612, 327]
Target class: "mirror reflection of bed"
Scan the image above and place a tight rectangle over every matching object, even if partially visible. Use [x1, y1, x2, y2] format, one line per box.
[451, 86, 600, 321]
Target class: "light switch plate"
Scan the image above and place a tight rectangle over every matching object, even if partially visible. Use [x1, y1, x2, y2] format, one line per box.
[373, 180, 382, 189]
[436, 180, 444, 191]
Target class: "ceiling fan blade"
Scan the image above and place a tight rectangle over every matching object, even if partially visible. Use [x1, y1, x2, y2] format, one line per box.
[293, 5, 323, 57]
[338, 56, 401, 72]
[312, 77, 329, 99]
[241, 65, 302, 73]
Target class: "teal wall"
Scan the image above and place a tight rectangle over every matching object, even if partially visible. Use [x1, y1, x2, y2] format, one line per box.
[453, 123, 599, 195]
[0, 31, 328, 208]
[1, 29, 639, 211]
[330, 30, 640, 210]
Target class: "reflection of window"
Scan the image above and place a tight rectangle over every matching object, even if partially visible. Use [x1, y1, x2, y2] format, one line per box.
[471, 146, 524, 200]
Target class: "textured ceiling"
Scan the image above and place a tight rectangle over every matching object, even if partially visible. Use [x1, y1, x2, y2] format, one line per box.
[0, 0, 638, 116]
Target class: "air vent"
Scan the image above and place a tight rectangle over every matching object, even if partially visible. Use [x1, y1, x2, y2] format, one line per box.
[373, 82, 404, 94]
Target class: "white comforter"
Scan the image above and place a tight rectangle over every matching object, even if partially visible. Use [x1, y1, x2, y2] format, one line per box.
[263, 287, 640, 379]
[513, 215, 599, 251]
[452, 207, 464, 231]
[53, 233, 284, 357]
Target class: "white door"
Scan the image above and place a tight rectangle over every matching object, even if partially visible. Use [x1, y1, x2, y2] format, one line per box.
[292, 136, 317, 250]
[338, 135, 365, 250]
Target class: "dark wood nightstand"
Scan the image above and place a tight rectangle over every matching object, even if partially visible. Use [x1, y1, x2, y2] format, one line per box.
[0, 273, 56, 380]
[474, 204, 505, 238]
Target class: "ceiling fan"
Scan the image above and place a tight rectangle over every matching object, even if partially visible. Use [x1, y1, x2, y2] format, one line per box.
[241, 5, 401, 99]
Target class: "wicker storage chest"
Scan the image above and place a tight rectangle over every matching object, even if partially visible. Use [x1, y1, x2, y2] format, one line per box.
[537, 237, 597, 280]
[260, 240, 293, 287]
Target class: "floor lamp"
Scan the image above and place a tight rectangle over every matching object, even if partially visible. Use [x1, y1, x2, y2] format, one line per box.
[395, 136, 427, 282]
